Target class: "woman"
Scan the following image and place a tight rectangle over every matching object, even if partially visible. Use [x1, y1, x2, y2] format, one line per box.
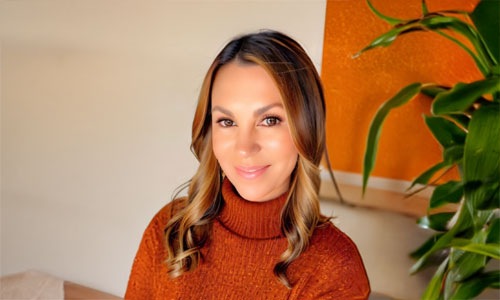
[125, 30, 370, 299]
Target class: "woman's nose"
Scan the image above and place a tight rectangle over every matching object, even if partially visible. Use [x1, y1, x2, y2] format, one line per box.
[236, 128, 260, 157]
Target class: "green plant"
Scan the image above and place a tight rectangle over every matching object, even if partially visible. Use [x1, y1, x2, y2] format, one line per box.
[356, 0, 500, 299]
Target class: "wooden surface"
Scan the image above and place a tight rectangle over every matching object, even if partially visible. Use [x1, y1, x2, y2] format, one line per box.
[64, 281, 122, 299]
[320, 176, 457, 218]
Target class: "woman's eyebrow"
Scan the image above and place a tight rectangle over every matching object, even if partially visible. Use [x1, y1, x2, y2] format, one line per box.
[211, 102, 283, 117]
[254, 103, 283, 117]
[212, 105, 234, 117]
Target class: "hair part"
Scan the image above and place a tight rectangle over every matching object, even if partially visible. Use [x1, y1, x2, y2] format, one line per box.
[164, 29, 330, 288]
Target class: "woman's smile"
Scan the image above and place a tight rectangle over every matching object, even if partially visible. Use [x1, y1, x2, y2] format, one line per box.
[235, 165, 270, 179]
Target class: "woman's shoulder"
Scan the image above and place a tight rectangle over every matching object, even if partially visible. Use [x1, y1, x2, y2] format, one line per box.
[297, 220, 368, 275]
[136, 197, 188, 252]
[312, 221, 358, 252]
[289, 221, 370, 298]
[149, 197, 187, 229]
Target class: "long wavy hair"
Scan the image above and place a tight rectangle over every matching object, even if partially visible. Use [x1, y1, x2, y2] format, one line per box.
[164, 30, 330, 288]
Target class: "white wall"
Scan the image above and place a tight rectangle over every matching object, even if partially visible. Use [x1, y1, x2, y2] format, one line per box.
[0, 0, 327, 296]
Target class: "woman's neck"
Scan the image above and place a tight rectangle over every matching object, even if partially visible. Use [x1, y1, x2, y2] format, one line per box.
[217, 178, 288, 239]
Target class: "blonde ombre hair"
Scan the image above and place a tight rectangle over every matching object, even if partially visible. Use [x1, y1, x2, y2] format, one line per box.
[164, 30, 330, 288]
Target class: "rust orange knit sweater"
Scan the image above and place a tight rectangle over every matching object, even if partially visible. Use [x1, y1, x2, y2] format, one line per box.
[125, 180, 370, 299]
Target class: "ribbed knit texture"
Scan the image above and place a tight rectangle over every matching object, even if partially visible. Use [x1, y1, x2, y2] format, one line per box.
[125, 179, 370, 299]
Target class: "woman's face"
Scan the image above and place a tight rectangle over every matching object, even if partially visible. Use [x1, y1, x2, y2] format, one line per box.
[211, 62, 298, 202]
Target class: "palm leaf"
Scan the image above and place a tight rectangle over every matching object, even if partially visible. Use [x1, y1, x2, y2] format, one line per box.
[362, 83, 422, 193]
[432, 78, 500, 115]
[471, 0, 500, 65]
[366, 0, 403, 26]
[450, 271, 500, 299]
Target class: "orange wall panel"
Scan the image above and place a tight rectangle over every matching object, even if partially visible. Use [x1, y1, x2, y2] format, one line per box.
[322, 0, 481, 181]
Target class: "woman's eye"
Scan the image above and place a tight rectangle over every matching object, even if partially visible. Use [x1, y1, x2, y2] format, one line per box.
[262, 116, 281, 127]
[217, 119, 235, 127]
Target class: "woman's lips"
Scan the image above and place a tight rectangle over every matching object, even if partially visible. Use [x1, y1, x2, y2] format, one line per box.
[235, 165, 269, 179]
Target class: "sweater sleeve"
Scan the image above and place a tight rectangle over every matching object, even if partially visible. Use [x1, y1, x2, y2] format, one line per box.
[292, 224, 371, 300]
[124, 200, 182, 299]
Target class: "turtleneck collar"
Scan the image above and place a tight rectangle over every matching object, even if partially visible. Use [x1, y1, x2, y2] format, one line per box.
[217, 178, 288, 239]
